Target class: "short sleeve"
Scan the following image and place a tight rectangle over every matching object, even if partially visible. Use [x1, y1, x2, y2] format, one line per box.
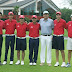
[15, 20, 17, 24]
[51, 20, 54, 29]
[15, 20, 17, 29]
[38, 20, 41, 25]
[66, 22, 69, 29]
[3, 21, 5, 29]
[3, 21, 6, 29]
[27, 23, 30, 31]
[63, 20, 67, 29]
[15, 23, 17, 29]
[38, 23, 41, 30]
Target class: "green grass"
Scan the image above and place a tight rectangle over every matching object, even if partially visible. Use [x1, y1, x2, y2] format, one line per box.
[0, 37, 72, 72]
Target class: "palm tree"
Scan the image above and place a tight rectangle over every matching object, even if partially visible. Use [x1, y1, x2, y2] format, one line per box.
[13, 6, 19, 21]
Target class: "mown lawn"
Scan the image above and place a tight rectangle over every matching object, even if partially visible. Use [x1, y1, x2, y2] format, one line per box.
[0, 37, 72, 72]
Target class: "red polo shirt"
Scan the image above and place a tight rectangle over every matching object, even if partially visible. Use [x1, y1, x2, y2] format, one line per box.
[53, 19, 66, 35]
[66, 21, 72, 38]
[5, 19, 17, 34]
[28, 22, 40, 37]
[16, 23, 27, 37]
[0, 20, 5, 35]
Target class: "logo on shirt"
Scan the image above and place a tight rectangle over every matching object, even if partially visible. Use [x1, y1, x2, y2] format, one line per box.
[17, 25, 20, 27]
[7, 23, 9, 25]
[69, 24, 71, 26]
[31, 26, 33, 28]
[54, 24, 56, 26]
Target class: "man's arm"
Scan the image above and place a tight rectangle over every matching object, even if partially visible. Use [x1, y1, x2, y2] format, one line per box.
[51, 20, 54, 30]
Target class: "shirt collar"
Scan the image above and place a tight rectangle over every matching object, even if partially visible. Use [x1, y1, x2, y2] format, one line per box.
[43, 18, 49, 21]
[19, 22, 25, 25]
[56, 18, 62, 22]
[8, 19, 13, 22]
[32, 22, 37, 25]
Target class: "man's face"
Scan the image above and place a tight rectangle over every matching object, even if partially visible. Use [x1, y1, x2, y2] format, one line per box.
[32, 18, 37, 23]
[0, 14, 2, 19]
[56, 14, 61, 19]
[8, 14, 13, 20]
[20, 18, 24, 23]
[71, 17, 72, 21]
[43, 13, 49, 19]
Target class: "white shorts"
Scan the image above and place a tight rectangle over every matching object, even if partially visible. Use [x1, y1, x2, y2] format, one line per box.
[67, 37, 72, 50]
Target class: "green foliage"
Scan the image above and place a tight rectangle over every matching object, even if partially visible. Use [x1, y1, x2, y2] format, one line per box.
[50, 12, 56, 20]
[61, 8, 72, 22]
[50, 8, 72, 22]
[25, 17, 30, 23]
[13, 6, 19, 15]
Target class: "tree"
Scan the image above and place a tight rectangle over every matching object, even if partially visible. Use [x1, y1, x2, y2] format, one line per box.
[13, 6, 19, 21]
[61, 8, 72, 22]
[49, 8, 72, 22]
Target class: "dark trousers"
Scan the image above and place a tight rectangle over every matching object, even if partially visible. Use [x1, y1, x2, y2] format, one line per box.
[0, 35, 3, 62]
[29, 38, 39, 63]
[4, 36, 15, 61]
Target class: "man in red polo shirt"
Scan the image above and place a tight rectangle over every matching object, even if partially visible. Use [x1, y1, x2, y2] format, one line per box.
[0, 12, 5, 65]
[52, 12, 66, 67]
[3, 12, 17, 65]
[66, 14, 72, 67]
[28, 15, 40, 66]
[15, 15, 27, 65]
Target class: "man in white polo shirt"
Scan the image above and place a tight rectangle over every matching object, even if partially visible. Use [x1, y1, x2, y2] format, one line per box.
[39, 11, 54, 66]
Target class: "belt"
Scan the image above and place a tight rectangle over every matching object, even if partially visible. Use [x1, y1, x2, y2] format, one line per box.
[30, 37, 39, 39]
[41, 34, 51, 36]
[6, 34, 15, 36]
[17, 37, 26, 39]
[53, 34, 63, 36]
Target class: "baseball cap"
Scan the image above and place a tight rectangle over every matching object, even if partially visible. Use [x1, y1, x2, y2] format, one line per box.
[8, 12, 14, 15]
[19, 15, 25, 18]
[70, 14, 72, 17]
[43, 11, 49, 14]
[32, 15, 37, 19]
[56, 12, 61, 15]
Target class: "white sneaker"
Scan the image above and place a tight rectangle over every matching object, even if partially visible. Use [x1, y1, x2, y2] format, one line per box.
[29, 62, 33, 65]
[21, 61, 24, 65]
[54, 62, 59, 67]
[3, 61, 7, 65]
[9, 61, 13, 65]
[33, 62, 37, 66]
[15, 60, 20, 65]
[61, 62, 66, 67]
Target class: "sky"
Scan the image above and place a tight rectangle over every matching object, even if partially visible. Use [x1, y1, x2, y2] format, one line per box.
[52, 0, 71, 9]
[18, 0, 72, 9]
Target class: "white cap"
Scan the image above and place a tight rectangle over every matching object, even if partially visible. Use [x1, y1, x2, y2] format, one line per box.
[43, 11, 49, 14]
[70, 14, 72, 17]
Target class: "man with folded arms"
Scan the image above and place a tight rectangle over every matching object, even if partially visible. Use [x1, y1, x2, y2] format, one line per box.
[39, 11, 54, 66]
[0, 12, 5, 65]
[66, 14, 72, 67]
[15, 15, 27, 65]
[3, 12, 17, 65]
[28, 15, 40, 66]
[52, 12, 66, 67]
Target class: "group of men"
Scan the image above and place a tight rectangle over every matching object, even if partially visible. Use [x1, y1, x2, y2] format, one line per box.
[0, 10, 72, 68]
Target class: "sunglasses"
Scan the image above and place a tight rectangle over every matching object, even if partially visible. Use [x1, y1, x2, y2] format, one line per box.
[32, 18, 37, 19]
[20, 18, 24, 19]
